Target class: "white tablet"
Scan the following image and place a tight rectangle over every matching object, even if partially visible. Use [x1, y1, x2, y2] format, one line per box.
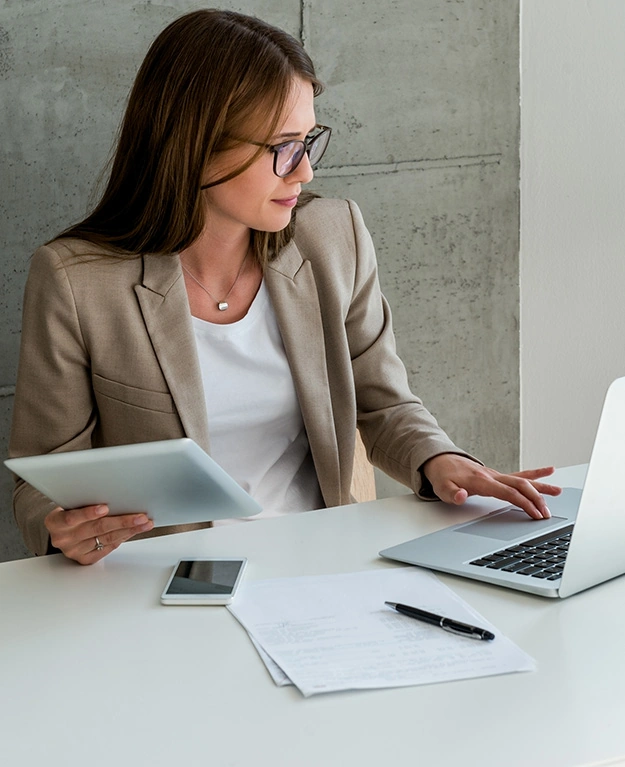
[5, 438, 262, 527]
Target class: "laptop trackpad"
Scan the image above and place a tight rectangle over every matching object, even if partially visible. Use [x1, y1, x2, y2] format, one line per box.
[455, 508, 568, 541]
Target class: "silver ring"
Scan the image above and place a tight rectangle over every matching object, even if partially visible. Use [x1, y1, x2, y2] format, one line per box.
[94, 536, 104, 552]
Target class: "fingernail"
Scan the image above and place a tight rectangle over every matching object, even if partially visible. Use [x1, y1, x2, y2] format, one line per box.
[543, 506, 551, 518]
[138, 522, 154, 532]
[133, 515, 151, 526]
[95, 505, 108, 516]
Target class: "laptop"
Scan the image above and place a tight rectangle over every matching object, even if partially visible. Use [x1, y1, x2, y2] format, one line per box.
[380, 377, 625, 598]
[5, 438, 261, 528]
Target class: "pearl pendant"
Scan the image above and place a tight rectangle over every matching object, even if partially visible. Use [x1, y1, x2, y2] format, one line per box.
[217, 301, 229, 311]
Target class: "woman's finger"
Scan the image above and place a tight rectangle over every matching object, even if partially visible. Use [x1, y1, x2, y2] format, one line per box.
[446, 470, 549, 519]
[70, 536, 115, 565]
[512, 466, 556, 479]
[45, 505, 153, 564]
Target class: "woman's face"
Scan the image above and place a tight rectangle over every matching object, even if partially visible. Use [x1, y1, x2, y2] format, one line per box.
[201, 77, 317, 240]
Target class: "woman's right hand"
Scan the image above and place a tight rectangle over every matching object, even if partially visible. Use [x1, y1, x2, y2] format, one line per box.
[44, 504, 154, 564]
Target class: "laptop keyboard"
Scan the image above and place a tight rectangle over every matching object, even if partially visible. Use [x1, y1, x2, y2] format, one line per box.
[469, 524, 575, 580]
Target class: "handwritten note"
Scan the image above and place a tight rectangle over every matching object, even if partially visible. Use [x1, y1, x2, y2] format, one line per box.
[227, 567, 535, 697]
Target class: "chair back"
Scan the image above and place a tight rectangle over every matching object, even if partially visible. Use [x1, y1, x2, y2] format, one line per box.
[350, 431, 377, 503]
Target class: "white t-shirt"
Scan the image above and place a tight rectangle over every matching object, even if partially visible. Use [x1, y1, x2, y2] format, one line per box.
[191, 280, 324, 524]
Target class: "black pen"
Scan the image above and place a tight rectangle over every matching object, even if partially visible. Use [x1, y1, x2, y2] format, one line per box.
[384, 601, 495, 641]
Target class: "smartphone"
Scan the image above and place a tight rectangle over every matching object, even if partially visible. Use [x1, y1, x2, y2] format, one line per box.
[160, 557, 247, 605]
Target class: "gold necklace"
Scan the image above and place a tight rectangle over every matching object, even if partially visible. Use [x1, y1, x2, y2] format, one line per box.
[181, 252, 249, 312]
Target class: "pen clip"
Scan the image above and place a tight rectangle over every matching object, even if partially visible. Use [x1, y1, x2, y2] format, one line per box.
[440, 619, 485, 640]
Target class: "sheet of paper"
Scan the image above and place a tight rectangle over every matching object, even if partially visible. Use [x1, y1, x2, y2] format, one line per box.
[249, 635, 292, 686]
[228, 567, 535, 697]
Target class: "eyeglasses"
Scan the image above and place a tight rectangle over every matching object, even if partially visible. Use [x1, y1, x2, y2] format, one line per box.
[200, 125, 332, 189]
[255, 124, 332, 178]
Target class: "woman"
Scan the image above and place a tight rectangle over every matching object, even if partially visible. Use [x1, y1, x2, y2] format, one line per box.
[9, 9, 560, 564]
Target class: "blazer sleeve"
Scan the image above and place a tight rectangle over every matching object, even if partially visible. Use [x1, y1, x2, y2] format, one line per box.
[9, 245, 97, 555]
[344, 200, 479, 496]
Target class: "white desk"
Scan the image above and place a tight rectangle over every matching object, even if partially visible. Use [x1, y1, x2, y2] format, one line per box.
[2, 465, 625, 767]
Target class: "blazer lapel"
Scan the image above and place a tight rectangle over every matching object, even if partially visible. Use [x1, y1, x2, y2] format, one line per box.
[265, 241, 341, 505]
[134, 254, 210, 452]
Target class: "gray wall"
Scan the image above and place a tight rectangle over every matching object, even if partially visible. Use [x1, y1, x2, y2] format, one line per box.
[0, 0, 520, 562]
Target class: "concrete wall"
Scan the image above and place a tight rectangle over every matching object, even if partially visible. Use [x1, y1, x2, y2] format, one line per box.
[0, 0, 520, 561]
[520, 0, 625, 468]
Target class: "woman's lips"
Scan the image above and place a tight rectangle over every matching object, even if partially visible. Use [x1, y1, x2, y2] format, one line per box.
[272, 195, 299, 208]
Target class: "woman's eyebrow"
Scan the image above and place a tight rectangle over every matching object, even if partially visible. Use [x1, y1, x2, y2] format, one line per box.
[272, 125, 317, 140]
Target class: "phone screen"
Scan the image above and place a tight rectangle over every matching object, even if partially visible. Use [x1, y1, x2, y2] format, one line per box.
[165, 559, 246, 596]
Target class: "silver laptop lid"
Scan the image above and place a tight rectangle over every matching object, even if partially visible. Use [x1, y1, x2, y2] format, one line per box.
[559, 376, 625, 597]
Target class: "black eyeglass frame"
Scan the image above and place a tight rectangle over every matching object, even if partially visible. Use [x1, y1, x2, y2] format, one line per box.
[261, 124, 332, 178]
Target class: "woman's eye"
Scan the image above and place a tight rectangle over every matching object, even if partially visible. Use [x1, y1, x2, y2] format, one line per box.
[274, 142, 294, 154]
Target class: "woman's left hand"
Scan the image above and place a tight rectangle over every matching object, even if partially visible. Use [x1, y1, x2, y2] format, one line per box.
[421, 453, 562, 520]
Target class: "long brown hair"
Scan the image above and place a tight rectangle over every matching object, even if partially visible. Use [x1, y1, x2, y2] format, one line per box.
[58, 9, 323, 266]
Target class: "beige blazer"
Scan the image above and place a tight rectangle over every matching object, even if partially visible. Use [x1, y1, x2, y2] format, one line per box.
[9, 199, 464, 555]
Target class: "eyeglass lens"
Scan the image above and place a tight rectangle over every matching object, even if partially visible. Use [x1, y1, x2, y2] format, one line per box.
[274, 129, 331, 177]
